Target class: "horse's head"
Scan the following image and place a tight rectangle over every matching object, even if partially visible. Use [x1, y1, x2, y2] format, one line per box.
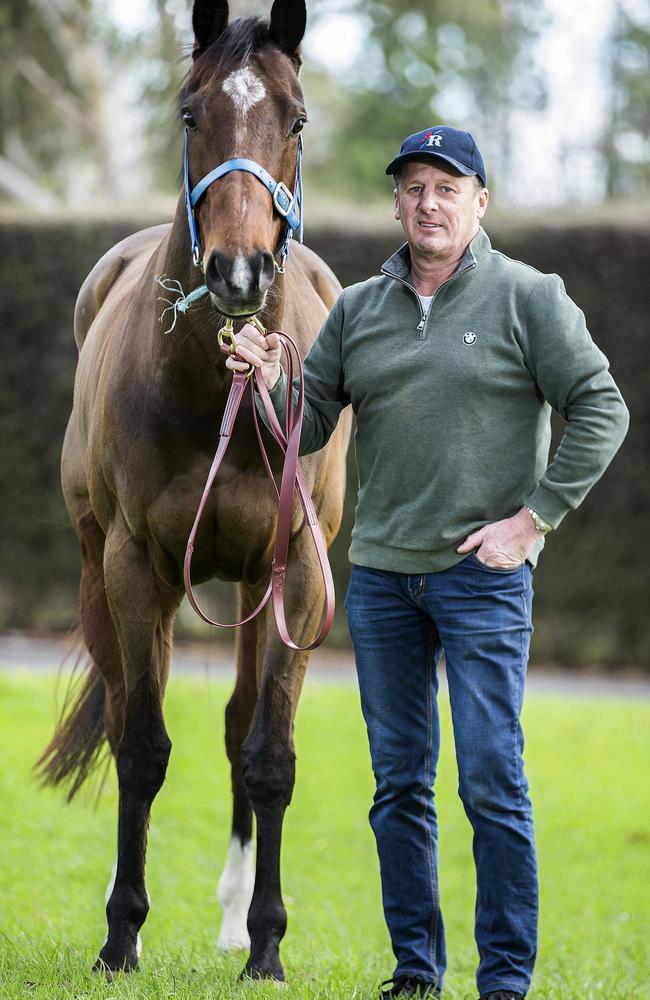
[180, 0, 307, 317]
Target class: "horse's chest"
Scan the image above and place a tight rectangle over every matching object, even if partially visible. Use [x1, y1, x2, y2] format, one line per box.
[147, 466, 279, 583]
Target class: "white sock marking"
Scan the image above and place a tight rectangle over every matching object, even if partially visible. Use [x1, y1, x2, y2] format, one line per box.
[222, 68, 266, 115]
[216, 836, 255, 951]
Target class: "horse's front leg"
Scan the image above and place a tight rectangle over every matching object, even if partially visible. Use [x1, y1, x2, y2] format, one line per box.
[239, 550, 323, 982]
[94, 519, 180, 975]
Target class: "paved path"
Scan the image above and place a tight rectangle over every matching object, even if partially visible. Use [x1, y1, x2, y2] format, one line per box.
[1, 633, 649, 698]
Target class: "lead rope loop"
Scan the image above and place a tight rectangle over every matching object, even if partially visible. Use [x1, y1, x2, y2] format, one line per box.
[183, 317, 335, 650]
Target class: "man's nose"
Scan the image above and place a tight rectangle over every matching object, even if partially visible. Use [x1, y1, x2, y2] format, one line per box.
[419, 190, 439, 211]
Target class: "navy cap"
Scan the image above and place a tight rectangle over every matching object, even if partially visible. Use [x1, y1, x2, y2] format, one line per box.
[386, 126, 487, 187]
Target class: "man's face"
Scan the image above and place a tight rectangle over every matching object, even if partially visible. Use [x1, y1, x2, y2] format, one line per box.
[393, 160, 488, 262]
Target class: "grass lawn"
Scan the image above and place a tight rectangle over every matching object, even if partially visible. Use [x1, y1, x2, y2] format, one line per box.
[0, 668, 648, 999]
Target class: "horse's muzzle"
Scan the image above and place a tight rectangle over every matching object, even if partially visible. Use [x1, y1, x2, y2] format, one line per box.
[205, 249, 276, 316]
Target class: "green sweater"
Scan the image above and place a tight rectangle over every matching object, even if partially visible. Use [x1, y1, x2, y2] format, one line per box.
[257, 227, 629, 572]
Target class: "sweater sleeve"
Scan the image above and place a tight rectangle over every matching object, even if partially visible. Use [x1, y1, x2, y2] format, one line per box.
[254, 292, 350, 456]
[522, 274, 629, 528]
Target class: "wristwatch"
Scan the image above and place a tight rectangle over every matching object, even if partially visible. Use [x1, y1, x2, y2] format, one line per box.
[526, 506, 553, 534]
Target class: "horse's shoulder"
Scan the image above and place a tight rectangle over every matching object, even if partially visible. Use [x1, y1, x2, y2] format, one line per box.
[288, 242, 342, 310]
[74, 223, 172, 349]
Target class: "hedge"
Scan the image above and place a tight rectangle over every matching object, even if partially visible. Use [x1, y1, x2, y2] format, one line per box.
[0, 213, 646, 667]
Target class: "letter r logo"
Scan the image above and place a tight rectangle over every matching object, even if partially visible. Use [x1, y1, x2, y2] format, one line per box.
[426, 133, 443, 147]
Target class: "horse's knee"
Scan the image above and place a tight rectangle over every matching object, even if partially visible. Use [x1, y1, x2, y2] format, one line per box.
[117, 731, 171, 799]
[241, 736, 295, 807]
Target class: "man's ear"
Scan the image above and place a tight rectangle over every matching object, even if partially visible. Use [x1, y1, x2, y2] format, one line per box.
[477, 187, 489, 218]
[393, 187, 400, 221]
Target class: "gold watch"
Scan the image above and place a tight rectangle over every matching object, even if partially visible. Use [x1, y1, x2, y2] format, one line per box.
[526, 506, 552, 534]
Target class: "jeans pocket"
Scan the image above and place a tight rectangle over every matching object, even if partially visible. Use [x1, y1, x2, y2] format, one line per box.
[467, 551, 523, 574]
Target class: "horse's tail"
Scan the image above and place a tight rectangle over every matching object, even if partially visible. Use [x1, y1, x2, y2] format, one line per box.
[35, 635, 108, 802]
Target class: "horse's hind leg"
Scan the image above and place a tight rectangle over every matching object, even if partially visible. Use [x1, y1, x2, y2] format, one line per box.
[94, 514, 181, 975]
[36, 507, 124, 796]
[78, 510, 125, 756]
[217, 584, 259, 951]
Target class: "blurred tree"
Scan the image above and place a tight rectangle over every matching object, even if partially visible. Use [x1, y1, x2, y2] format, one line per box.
[601, 0, 650, 198]
[303, 0, 549, 202]
[0, 0, 130, 207]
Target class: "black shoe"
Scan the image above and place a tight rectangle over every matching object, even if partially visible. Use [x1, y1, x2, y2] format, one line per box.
[479, 992, 525, 1000]
[381, 976, 441, 998]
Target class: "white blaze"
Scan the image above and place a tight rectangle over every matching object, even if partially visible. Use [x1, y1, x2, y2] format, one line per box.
[222, 68, 266, 115]
[230, 254, 252, 292]
[216, 836, 255, 951]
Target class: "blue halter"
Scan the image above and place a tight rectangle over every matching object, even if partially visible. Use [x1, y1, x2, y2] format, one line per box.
[183, 128, 303, 273]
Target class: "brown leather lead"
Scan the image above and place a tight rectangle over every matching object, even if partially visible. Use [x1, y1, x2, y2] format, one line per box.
[183, 331, 336, 650]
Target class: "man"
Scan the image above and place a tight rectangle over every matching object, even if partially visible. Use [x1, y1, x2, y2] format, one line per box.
[227, 126, 629, 999]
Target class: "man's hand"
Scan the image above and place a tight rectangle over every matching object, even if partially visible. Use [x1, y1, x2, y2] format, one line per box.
[456, 507, 540, 569]
[225, 323, 283, 391]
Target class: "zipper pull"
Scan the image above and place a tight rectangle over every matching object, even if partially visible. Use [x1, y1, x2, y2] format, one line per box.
[416, 318, 425, 333]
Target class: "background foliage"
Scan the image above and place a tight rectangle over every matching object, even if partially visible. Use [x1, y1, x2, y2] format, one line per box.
[0, 0, 649, 207]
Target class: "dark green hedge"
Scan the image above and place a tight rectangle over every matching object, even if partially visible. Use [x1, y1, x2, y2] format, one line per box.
[0, 215, 646, 667]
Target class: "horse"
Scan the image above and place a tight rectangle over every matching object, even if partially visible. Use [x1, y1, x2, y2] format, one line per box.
[37, 0, 351, 982]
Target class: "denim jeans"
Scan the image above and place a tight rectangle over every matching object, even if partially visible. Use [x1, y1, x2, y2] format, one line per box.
[344, 553, 537, 996]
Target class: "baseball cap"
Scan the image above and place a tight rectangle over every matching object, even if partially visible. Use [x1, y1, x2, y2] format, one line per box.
[385, 126, 487, 187]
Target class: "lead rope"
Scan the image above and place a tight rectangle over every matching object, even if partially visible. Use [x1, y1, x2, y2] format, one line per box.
[182, 317, 336, 651]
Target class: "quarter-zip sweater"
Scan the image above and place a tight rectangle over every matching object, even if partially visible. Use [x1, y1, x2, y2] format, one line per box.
[257, 227, 629, 572]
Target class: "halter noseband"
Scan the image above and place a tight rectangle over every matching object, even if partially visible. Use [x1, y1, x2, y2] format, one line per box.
[183, 127, 304, 273]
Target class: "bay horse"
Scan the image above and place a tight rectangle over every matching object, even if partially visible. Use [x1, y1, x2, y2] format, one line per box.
[37, 0, 351, 982]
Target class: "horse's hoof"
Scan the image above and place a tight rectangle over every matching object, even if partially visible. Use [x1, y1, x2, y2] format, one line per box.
[92, 951, 138, 978]
[239, 964, 287, 988]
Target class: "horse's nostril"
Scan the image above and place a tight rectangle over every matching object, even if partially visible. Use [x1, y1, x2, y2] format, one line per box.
[206, 250, 229, 292]
[258, 251, 276, 293]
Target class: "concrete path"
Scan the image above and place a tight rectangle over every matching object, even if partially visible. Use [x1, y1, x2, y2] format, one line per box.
[1, 632, 649, 698]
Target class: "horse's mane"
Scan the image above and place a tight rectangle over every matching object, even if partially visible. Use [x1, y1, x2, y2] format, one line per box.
[178, 16, 272, 109]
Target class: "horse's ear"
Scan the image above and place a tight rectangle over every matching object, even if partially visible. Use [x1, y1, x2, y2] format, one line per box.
[192, 0, 229, 60]
[269, 0, 306, 59]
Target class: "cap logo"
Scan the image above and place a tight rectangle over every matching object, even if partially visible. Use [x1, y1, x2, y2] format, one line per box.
[422, 132, 443, 148]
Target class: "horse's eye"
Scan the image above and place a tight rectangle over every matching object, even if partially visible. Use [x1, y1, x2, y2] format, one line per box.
[291, 117, 307, 136]
[182, 109, 197, 130]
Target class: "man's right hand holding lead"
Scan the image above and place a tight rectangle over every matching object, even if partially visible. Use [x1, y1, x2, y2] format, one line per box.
[225, 323, 283, 391]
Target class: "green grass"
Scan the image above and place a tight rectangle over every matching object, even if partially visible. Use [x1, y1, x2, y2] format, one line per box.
[0, 668, 648, 999]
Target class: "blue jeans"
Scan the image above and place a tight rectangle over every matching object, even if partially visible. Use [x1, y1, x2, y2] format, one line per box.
[344, 554, 537, 996]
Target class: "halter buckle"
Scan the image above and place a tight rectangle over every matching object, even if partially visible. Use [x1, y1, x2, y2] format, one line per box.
[273, 182, 294, 219]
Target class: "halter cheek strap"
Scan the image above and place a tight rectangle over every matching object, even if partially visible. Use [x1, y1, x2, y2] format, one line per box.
[184, 128, 303, 270]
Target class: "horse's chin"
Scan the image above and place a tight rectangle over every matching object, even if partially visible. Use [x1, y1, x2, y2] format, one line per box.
[209, 291, 268, 320]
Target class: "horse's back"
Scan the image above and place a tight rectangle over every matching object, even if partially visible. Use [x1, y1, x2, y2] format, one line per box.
[74, 223, 171, 349]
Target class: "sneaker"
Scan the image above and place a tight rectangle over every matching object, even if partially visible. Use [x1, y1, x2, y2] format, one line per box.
[381, 976, 441, 998]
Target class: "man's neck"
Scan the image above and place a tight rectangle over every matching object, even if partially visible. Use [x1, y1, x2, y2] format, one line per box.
[409, 230, 478, 296]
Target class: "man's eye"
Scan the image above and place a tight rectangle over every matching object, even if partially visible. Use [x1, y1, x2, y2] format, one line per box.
[440, 186, 453, 193]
